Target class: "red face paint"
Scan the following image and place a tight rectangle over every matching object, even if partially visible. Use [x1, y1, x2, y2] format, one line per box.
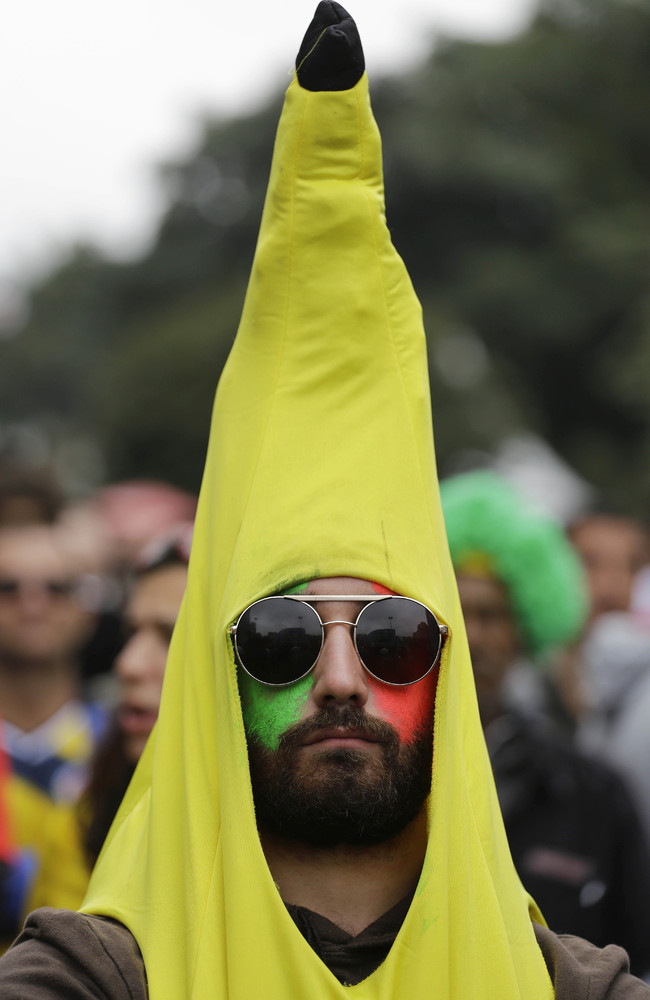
[370, 665, 439, 744]
[239, 578, 441, 748]
[368, 580, 439, 743]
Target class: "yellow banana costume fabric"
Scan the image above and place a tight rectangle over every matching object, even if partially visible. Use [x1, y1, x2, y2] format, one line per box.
[81, 28, 554, 1000]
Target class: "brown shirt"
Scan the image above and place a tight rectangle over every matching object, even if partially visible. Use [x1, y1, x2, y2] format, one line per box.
[1, 907, 649, 998]
[286, 895, 413, 985]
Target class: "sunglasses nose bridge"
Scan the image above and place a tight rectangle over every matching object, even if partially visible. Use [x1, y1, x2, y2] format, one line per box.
[319, 618, 357, 629]
[310, 617, 370, 709]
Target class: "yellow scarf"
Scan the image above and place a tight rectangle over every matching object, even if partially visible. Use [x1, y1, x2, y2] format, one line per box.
[82, 61, 553, 1000]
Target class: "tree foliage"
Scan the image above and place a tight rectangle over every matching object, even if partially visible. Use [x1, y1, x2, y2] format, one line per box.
[1, 0, 649, 511]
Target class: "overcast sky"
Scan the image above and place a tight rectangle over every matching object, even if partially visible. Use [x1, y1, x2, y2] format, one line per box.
[0, 0, 539, 296]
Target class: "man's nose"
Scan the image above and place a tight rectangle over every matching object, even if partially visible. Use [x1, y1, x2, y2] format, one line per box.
[116, 632, 150, 681]
[310, 621, 370, 708]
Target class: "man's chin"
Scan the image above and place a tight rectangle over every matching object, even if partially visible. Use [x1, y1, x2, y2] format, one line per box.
[296, 740, 382, 768]
[290, 742, 386, 790]
[247, 728, 433, 848]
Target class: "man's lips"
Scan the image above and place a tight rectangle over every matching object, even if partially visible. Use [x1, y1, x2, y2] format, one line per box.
[301, 726, 381, 747]
[118, 704, 159, 737]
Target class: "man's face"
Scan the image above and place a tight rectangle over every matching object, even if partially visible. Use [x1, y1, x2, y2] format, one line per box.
[0, 526, 90, 665]
[115, 563, 187, 763]
[238, 577, 439, 846]
[456, 574, 519, 726]
[569, 515, 649, 621]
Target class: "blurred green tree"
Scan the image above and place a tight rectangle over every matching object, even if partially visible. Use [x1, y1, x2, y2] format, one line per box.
[1, 0, 649, 510]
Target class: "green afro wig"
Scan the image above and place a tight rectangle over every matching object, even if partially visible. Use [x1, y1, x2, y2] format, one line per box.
[440, 470, 587, 657]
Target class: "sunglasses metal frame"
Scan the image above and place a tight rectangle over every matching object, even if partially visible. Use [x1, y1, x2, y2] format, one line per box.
[229, 594, 449, 687]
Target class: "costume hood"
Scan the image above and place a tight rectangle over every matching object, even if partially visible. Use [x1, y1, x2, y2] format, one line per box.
[83, 5, 553, 997]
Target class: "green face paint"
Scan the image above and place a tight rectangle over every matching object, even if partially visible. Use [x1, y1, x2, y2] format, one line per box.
[237, 581, 313, 750]
[238, 669, 313, 750]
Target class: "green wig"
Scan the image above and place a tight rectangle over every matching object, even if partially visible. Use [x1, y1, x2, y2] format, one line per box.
[440, 470, 587, 657]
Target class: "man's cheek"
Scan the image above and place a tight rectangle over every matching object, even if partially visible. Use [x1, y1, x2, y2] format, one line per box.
[370, 670, 438, 744]
[239, 671, 313, 750]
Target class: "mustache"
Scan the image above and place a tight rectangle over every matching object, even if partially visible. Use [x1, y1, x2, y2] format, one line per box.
[277, 705, 398, 751]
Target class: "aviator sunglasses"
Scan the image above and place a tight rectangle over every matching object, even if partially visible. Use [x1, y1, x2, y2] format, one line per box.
[229, 594, 448, 687]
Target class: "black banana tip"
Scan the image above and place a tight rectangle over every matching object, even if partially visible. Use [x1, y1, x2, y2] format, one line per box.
[296, 2, 365, 92]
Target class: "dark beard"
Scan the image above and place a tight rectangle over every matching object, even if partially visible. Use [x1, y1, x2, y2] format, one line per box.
[246, 705, 433, 847]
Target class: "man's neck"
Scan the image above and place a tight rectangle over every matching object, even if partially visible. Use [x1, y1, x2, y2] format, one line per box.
[260, 811, 428, 937]
[0, 657, 80, 732]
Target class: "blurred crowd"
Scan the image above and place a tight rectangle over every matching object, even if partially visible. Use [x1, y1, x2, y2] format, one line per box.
[441, 471, 650, 979]
[0, 460, 196, 944]
[1, 455, 650, 977]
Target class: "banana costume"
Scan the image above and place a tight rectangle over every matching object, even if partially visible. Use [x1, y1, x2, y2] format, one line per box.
[81, 4, 554, 998]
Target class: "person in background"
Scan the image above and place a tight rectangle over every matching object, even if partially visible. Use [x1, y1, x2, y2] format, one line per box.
[23, 522, 193, 916]
[441, 470, 650, 978]
[58, 482, 198, 688]
[568, 511, 650, 624]
[566, 510, 650, 813]
[0, 721, 34, 939]
[0, 524, 104, 802]
[91, 480, 197, 570]
[527, 509, 650, 734]
[537, 509, 650, 739]
[80, 523, 192, 868]
[578, 613, 650, 855]
[0, 523, 105, 938]
[0, 462, 62, 530]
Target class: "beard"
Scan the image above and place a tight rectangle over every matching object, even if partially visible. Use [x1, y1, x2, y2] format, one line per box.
[246, 705, 433, 847]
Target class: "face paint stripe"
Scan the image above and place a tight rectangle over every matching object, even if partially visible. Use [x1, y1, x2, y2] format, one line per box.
[371, 668, 439, 744]
[239, 578, 438, 749]
[239, 671, 313, 751]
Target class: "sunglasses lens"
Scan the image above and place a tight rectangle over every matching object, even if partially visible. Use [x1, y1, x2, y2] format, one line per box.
[235, 598, 322, 685]
[356, 598, 441, 685]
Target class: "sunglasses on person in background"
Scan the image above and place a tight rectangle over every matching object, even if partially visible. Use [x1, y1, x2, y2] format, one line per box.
[229, 595, 448, 687]
[0, 578, 80, 600]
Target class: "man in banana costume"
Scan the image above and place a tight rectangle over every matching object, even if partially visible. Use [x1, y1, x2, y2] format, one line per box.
[1, 4, 648, 998]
